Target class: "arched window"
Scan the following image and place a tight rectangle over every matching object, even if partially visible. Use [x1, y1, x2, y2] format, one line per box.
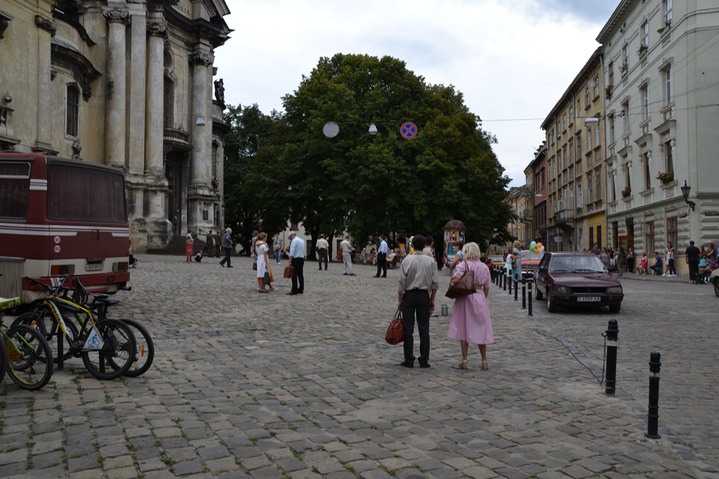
[66, 84, 80, 137]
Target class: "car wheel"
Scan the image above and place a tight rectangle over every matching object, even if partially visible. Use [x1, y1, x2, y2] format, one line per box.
[608, 304, 621, 313]
[547, 293, 558, 312]
[714, 278, 719, 298]
[536, 287, 543, 300]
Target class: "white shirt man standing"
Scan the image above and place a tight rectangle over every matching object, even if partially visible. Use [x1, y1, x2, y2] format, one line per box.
[340, 235, 355, 276]
[316, 234, 329, 271]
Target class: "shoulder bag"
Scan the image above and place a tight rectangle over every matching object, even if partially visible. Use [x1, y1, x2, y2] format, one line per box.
[445, 261, 476, 299]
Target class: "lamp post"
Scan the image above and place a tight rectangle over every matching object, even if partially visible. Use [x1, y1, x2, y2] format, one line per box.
[680, 180, 696, 211]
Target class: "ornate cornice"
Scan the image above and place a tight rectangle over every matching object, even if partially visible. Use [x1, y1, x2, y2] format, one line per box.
[147, 19, 168, 37]
[35, 15, 57, 37]
[104, 8, 130, 25]
[189, 50, 213, 67]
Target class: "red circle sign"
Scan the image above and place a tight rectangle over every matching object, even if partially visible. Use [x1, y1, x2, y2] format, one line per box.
[400, 122, 418, 140]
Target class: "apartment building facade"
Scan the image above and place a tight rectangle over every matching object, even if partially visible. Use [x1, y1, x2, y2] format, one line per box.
[541, 48, 607, 252]
[598, 0, 719, 274]
[0, 0, 231, 252]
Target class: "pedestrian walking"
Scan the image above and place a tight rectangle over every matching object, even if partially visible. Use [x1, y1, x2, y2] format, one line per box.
[340, 235, 355, 276]
[511, 240, 523, 281]
[374, 235, 388, 277]
[219, 227, 233, 268]
[273, 233, 283, 265]
[665, 241, 676, 276]
[255, 232, 273, 293]
[185, 230, 194, 263]
[626, 247, 635, 273]
[447, 242, 494, 371]
[397, 234, 439, 369]
[316, 234, 329, 271]
[617, 247, 626, 276]
[287, 231, 305, 295]
[686, 240, 700, 283]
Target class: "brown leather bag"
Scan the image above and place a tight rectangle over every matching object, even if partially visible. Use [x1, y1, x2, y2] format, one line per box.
[283, 265, 294, 278]
[445, 262, 476, 299]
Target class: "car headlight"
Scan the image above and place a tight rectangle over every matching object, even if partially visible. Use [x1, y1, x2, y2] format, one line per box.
[606, 286, 623, 294]
[555, 286, 571, 294]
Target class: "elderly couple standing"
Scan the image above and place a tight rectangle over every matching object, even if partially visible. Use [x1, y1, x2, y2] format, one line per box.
[397, 235, 494, 370]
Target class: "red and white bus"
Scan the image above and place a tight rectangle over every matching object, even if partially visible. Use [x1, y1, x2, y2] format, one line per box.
[0, 153, 131, 302]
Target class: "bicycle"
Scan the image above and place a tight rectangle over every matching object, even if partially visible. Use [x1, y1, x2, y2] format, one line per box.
[13, 277, 136, 381]
[73, 279, 154, 378]
[1, 296, 54, 390]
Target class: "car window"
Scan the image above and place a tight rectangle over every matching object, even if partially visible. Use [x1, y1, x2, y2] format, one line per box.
[550, 255, 607, 272]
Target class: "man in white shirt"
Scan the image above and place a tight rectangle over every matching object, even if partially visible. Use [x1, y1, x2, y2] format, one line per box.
[316, 234, 329, 271]
[340, 235, 355, 276]
[374, 235, 389, 278]
[287, 231, 305, 295]
[397, 235, 439, 368]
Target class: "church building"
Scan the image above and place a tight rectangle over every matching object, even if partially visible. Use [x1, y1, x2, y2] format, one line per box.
[0, 0, 232, 251]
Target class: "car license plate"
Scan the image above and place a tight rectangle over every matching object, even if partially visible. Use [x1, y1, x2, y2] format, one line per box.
[577, 296, 601, 302]
[85, 263, 103, 272]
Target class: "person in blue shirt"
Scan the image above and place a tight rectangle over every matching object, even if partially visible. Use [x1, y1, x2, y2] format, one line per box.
[650, 251, 663, 275]
[287, 231, 305, 295]
[374, 235, 389, 278]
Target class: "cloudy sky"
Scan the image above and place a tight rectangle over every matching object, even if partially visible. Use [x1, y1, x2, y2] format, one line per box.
[214, 0, 621, 187]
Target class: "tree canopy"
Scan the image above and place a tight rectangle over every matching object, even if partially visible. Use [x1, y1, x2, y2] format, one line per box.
[223, 53, 513, 256]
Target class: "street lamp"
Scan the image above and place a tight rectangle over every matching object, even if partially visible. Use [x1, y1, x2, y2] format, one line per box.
[680, 180, 696, 211]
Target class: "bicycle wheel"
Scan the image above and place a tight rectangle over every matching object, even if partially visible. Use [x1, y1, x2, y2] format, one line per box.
[0, 329, 7, 385]
[13, 310, 79, 363]
[113, 319, 154, 377]
[81, 319, 136, 380]
[5, 324, 54, 390]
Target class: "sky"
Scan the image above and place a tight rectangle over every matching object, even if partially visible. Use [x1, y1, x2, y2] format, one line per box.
[214, 0, 621, 187]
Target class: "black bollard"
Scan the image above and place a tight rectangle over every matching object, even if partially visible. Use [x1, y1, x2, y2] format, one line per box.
[508, 274, 512, 294]
[521, 278, 526, 309]
[514, 278, 518, 301]
[527, 280, 533, 316]
[604, 320, 618, 395]
[646, 352, 661, 439]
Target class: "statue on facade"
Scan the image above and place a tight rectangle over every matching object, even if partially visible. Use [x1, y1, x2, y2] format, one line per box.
[214, 78, 225, 105]
[71, 138, 82, 160]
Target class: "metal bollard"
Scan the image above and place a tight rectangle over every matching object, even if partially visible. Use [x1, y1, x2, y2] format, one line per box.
[604, 320, 618, 395]
[521, 278, 526, 309]
[514, 279, 518, 301]
[527, 280, 533, 316]
[646, 352, 661, 438]
[508, 274, 512, 294]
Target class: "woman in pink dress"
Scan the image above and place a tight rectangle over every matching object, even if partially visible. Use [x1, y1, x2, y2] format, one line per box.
[447, 242, 494, 370]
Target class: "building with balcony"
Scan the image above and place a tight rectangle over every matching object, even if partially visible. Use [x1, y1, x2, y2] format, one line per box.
[598, 0, 719, 274]
[541, 47, 607, 252]
[0, 0, 231, 251]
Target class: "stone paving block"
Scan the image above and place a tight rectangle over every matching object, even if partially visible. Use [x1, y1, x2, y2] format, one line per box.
[205, 456, 245, 476]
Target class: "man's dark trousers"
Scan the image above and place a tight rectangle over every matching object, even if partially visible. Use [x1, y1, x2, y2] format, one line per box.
[291, 257, 305, 293]
[318, 249, 328, 270]
[220, 247, 232, 267]
[402, 290, 430, 366]
[376, 252, 387, 277]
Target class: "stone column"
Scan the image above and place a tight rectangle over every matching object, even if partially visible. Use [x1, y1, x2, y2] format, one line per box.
[189, 48, 213, 187]
[103, 8, 130, 169]
[33, 15, 56, 153]
[127, 11, 146, 178]
[145, 17, 166, 179]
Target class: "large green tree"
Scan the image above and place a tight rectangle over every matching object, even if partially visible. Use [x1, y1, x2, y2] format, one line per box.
[224, 53, 513, 257]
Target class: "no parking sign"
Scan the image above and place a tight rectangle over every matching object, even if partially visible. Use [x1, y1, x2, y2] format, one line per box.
[400, 121, 418, 140]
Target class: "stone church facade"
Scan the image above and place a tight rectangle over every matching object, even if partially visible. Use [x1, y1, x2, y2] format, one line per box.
[0, 0, 231, 251]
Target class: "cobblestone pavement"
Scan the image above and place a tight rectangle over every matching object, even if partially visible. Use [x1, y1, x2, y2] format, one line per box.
[1, 254, 717, 479]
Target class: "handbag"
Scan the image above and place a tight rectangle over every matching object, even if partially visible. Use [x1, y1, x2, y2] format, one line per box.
[445, 262, 476, 299]
[263, 271, 271, 286]
[283, 265, 294, 278]
[385, 308, 404, 345]
[252, 261, 257, 271]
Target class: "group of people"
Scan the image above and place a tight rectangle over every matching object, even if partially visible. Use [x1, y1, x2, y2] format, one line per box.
[249, 230, 306, 295]
[397, 234, 493, 371]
